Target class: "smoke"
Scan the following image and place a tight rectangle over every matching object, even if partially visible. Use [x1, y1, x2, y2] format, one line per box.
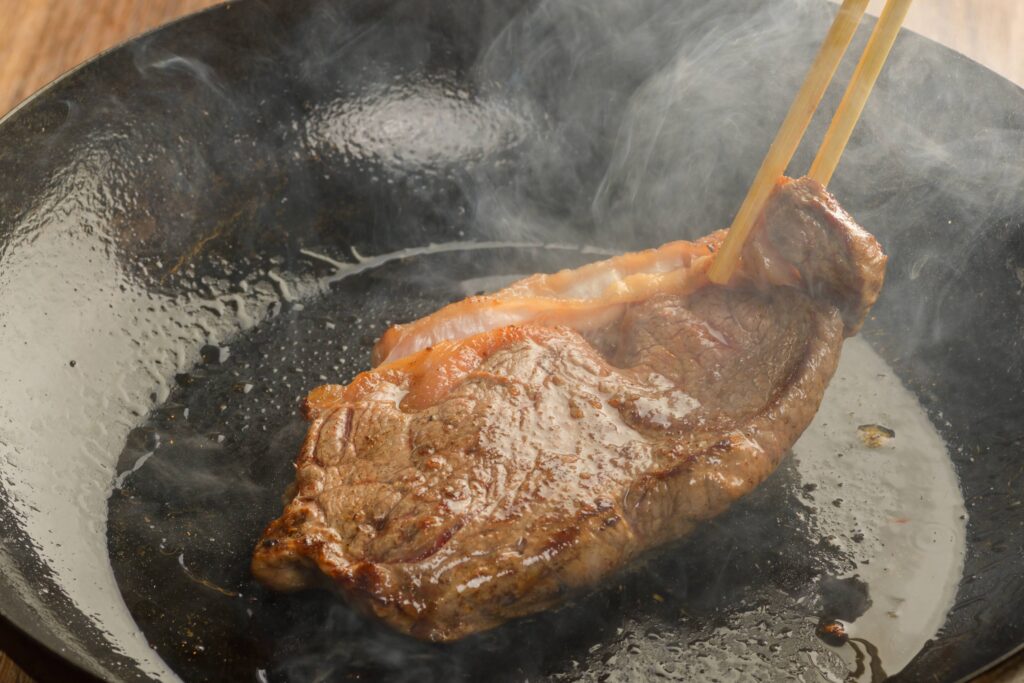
[473, 0, 827, 246]
[133, 48, 229, 102]
[423, 0, 1024, 413]
[460, 0, 1024, 272]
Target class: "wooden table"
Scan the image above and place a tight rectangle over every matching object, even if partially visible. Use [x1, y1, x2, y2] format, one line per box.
[0, 1, 1022, 681]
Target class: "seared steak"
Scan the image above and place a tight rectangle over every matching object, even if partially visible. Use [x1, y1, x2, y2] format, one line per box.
[252, 177, 887, 641]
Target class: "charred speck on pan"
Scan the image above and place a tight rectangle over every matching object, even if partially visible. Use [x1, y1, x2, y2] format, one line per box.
[857, 424, 895, 448]
[819, 575, 872, 623]
[816, 619, 849, 647]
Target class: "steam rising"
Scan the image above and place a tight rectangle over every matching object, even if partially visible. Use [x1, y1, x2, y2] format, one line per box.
[475, 0, 825, 243]
[466, 0, 1024, 273]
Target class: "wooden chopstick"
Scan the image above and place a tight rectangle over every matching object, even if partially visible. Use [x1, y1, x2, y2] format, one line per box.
[707, 0, 869, 285]
[808, 0, 914, 186]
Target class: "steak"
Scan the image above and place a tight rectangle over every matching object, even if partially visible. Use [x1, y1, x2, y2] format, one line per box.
[252, 177, 887, 641]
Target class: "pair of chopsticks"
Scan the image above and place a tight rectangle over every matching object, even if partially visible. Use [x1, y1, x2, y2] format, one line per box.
[708, 0, 913, 285]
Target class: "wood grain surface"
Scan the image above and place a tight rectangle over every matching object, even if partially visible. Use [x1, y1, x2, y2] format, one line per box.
[0, 1, 1022, 682]
[867, 0, 1024, 87]
[0, 0, 220, 116]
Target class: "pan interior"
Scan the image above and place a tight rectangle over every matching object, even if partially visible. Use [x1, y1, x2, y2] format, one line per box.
[107, 241, 966, 682]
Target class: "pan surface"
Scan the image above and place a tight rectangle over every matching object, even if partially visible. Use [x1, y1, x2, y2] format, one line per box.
[0, 0, 1022, 681]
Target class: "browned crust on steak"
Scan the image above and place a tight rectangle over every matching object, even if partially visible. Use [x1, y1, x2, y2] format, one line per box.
[748, 177, 886, 335]
[252, 177, 886, 641]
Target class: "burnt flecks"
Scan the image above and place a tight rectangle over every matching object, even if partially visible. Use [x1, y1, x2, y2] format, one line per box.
[857, 424, 895, 448]
[200, 344, 231, 364]
[816, 619, 849, 646]
[819, 575, 872, 624]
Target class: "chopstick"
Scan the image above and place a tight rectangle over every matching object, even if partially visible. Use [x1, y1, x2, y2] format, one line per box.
[707, 0, 869, 285]
[709, 0, 913, 284]
[808, 0, 914, 185]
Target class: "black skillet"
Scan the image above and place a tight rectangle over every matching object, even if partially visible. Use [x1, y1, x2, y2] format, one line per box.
[0, 0, 1022, 680]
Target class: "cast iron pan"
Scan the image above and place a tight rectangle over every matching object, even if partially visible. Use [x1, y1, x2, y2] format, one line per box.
[1, 0, 1022, 681]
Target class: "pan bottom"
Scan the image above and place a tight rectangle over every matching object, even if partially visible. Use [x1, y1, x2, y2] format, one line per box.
[107, 243, 965, 682]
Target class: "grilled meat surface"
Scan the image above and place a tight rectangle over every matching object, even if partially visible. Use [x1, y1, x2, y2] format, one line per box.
[252, 177, 887, 641]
